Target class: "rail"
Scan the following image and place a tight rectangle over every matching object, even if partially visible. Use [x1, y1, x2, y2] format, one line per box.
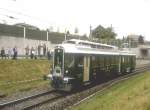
[0, 64, 150, 110]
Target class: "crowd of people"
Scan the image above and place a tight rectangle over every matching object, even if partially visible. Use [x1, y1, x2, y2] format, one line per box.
[0, 46, 17, 59]
[0, 44, 52, 60]
[25, 44, 52, 60]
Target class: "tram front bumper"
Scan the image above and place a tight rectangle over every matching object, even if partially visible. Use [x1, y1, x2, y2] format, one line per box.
[51, 76, 74, 91]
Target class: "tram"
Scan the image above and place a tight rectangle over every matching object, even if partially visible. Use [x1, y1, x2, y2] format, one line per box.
[49, 39, 136, 91]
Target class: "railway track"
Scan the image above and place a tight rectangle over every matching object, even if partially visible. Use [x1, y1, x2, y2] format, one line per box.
[0, 64, 150, 110]
[0, 90, 67, 110]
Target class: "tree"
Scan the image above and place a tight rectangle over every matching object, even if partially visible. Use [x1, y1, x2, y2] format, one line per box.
[57, 27, 60, 32]
[48, 26, 53, 32]
[92, 25, 117, 41]
[83, 34, 87, 37]
[138, 35, 144, 44]
[74, 27, 79, 34]
[66, 30, 70, 37]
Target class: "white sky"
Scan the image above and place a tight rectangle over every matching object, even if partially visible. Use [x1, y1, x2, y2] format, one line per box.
[0, 0, 150, 40]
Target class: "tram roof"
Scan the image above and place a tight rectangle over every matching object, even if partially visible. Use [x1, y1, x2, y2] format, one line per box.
[62, 39, 117, 49]
[57, 42, 135, 56]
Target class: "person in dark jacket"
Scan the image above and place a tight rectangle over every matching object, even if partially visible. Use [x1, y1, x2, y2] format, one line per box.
[13, 46, 17, 60]
[1, 47, 5, 59]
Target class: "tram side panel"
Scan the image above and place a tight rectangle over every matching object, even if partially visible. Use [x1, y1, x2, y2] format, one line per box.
[90, 54, 119, 83]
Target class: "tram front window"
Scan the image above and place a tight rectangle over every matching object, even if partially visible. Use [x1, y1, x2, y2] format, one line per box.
[54, 49, 63, 69]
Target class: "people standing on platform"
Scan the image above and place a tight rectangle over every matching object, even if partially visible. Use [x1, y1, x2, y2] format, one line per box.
[40, 44, 43, 57]
[25, 46, 29, 59]
[30, 47, 35, 59]
[13, 46, 17, 60]
[43, 44, 46, 56]
[47, 49, 51, 60]
[1, 47, 6, 59]
[5, 48, 9, 59]
[34, 47, 38, 59]
[38, 44, 41, 57]
[8, 48, 12, 59]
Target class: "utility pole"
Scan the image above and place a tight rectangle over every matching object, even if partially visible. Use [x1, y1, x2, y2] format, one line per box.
[89, 25, 92, 41]
[64, 28, 67, 41]
[23, 26, 26, 55]
[47, 31, 49, 41]
[23, 27, 26, 39]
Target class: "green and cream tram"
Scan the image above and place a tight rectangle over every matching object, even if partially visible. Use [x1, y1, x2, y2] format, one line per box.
[49, 39, 136, 91]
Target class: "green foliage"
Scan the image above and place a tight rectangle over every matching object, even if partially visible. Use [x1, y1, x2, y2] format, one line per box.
[74, 27, 79, 34]
[138, 35, 144, 44]
[92, 25, 117, 41]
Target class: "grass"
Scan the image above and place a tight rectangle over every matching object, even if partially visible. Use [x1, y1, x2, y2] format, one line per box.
[0, 59, 51, 97]
[72, 71, 150, 110]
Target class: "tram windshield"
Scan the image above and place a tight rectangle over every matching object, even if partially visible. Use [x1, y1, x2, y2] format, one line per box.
[54, 48, 63, 69]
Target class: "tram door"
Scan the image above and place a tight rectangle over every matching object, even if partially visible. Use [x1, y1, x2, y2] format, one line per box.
[83, 56, 90, 82]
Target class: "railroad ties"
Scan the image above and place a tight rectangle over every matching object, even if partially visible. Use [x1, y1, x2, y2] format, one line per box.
[0, 63, 150, 110]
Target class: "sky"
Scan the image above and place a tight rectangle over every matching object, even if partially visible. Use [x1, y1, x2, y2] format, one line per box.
[0, 0, 150, 40]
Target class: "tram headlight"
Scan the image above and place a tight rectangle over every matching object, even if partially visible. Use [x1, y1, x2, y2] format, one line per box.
[65, 70, 69, 74]
[47, 74, 53, 80]
[63, 77, 69, 83]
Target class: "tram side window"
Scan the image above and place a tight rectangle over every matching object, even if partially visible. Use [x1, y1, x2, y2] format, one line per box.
[101, 55, 104, 67]
[122, 56, 125, 64]
[126, 56, 128, 64]
[107, 56, 110, 65]
[109, 56, 111, 65]
[111, 56, 114, 65]
[96, 56, 99, 66]
[114, 55, 117, 65]
[131, 56, 135, 65]
[98, 56, 102, 67]
[91, 56, 96, 68]
[129, 56, 132, 64]
[65, 54, 74, 68]
[77, 56, 84, 67]
[110, 56, 112, 65]
[124, 56, 126, 64]
[105, 56, 108, 66]
[128, 56, 130, 64]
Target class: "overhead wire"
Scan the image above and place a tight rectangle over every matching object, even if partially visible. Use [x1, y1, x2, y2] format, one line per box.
[0, 7, 55, 26]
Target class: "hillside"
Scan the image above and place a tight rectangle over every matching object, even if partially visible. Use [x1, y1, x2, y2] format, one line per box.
[0, 59, 51, 97]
